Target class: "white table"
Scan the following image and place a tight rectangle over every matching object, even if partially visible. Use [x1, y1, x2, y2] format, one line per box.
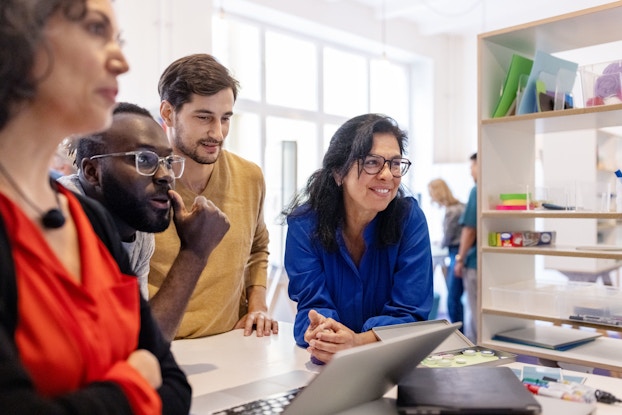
[172, 322, 622, 414]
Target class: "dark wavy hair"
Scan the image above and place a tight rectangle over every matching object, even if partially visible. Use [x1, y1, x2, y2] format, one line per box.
[158, 53, 240, 110]
[283, 113, 410, 252]
[0, 0, 87, 130]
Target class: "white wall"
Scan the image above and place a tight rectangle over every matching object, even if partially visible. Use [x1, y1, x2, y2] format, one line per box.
[113, 0, 478, 166]
[114, 1, 215, 113]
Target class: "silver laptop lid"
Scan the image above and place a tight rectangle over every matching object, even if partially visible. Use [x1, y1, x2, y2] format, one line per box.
[284, 322, 462, 415]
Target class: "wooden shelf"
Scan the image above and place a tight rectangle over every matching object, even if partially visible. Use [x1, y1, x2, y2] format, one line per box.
[477, 2, 622, 372]
[480, 336, 622, 373]
[482, 245, 622, 259]
[481, 104, 622, 133]
[482, 210, 622, 219]
[480, 3, 622, 57]
[482, 308, 622, 332]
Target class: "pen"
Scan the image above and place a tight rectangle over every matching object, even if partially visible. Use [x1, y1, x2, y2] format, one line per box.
[524, 384, 584, 402]
[522, 378, 549, 386]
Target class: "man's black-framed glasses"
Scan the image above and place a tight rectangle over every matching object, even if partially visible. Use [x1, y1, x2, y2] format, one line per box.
[360, 154, 411, 178]
[90, 150, 185, 179]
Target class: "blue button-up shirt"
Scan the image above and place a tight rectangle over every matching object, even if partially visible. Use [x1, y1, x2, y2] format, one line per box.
[285, 196, 434, 347]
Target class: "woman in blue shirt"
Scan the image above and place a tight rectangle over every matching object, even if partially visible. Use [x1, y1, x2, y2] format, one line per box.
[283, 114, 434, 364]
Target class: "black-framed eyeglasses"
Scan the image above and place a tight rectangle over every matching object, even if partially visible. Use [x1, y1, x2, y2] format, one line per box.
[90, 150, 185, 179]
[359, 154, 411, 178]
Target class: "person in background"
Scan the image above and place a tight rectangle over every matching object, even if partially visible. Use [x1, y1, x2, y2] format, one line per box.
[59, 102, 230, 342]
[151, 53, 278, 338]
[49, 138, 77, 180]
[0, 0, 190, 413]
[283, 113, 434, 364]
[454, 153, 478, 343]
[428, 178, 465, 330]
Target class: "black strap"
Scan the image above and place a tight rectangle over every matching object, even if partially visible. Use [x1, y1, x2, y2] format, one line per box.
[72, 192, 133, 275]
[0, 213, 17, 336]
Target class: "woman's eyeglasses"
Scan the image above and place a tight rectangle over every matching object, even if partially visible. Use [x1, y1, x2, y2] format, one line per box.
[90, 150, 185, 179]
[360, 154, 411, 178]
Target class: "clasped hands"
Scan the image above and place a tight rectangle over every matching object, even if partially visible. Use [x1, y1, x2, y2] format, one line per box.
[303, 309, 360, 364]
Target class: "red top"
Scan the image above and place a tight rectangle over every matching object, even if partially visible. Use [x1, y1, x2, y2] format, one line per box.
[0, 189, 161, 414]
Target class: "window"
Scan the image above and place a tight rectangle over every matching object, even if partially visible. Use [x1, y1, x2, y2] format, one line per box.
[212, 18, 262, 102]
[370, 59, 410, 123]
[265, 31, 317, 110]
[226, 112, 261, 166]
[213, 15, 412, 262]
[323, 47, 368, 117]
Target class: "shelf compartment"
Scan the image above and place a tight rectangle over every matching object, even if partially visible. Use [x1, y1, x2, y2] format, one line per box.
[479, 314, 622, 372]
[560, 284, 622, 324]
[483, 308, 622, 331]
[480, 336, 622, 372]
[482, 245, 622, 260]
[481, 103, 622, 132]
[489, 280, 622, 321]
[482, 209, 622, 219]
[489, 280, 566, 318]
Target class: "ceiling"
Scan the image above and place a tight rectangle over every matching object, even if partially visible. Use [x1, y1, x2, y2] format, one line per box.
[326, 0, 619, 36]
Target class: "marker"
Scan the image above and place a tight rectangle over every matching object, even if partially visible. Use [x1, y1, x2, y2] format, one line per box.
[524, 384, 582, 402]
[522, 378, 548, 386]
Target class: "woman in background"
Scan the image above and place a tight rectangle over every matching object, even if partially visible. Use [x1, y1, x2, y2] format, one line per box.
[0, 1, 190, 413]
[428, 178, 465, 329]
[283, 114, 434, 364]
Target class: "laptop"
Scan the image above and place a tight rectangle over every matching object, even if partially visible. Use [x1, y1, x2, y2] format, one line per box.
[194, 321, 461, 415]
[397, 366, 542, 414]
[492, 325, 601, 351]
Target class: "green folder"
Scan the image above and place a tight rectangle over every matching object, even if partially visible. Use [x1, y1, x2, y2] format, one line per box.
[492, 54, 534, 118]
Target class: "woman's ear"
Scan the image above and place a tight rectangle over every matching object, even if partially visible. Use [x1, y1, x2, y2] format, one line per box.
[332, 171, 342, 187]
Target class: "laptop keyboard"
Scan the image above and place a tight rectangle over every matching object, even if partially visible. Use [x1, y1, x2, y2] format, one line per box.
[210, 387, 304, 414]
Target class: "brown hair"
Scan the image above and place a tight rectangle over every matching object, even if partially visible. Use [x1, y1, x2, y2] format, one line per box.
[428, 178, 460, 207]
[0, 0, 87, 130]
[158, 53, 240, 111]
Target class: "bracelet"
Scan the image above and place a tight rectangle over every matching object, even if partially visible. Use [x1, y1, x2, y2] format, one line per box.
[455, 254, 463, 262]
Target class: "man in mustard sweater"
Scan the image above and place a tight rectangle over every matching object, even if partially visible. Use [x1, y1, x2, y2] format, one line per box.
[150, 53, 278, 339]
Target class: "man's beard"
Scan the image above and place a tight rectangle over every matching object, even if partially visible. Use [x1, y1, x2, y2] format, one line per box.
[171, 120, 220, 165]
[100, 174, 171, 233]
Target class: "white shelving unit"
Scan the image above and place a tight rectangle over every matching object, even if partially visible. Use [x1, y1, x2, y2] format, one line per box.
[478, 3, 622, 371]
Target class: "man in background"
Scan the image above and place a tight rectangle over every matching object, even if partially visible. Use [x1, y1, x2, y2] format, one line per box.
[454, 152, 478, 343]
[59, 102, 230, 342]
[151, 53, 277, 339]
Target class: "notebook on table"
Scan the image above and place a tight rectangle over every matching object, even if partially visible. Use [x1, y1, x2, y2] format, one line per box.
[492, 325, 601, 351]
[198, 322, 461, 415]
[397, 366, 542, 415]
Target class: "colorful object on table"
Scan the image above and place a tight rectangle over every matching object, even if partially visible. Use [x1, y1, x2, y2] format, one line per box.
[488, 231, 556, 247]
[522, 376, 621, 404]
[421, 348, 499, 368]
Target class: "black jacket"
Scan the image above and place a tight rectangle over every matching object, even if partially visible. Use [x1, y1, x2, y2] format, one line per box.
[0, 192, 191, 414]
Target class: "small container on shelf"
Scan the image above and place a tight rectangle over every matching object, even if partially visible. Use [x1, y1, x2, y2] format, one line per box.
[488, 231, 556, 247]
[489, 279, 566, 317]
[495, 192, 534, 210]
[579, 60, 622, 107]
[559, 282, 622, 326]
